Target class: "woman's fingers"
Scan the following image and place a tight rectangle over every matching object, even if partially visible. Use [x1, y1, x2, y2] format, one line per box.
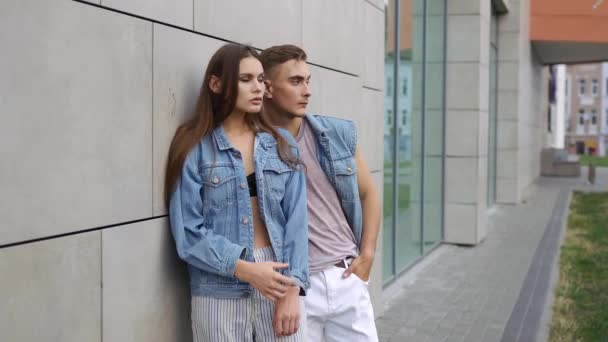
[269, 281, 288, 293]
[273, 272, 294, 286]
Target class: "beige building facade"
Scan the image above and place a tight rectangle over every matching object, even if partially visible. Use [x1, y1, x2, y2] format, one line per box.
[565, 63, 608, 156]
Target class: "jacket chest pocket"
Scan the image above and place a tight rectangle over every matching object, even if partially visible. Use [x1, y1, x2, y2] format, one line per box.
[333, 156, 357, 201]
[200, 167, 237, 210]
[262, 158, 293, 200]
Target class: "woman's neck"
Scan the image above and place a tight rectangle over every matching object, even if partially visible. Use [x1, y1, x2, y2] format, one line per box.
[223, 110, 252, 135]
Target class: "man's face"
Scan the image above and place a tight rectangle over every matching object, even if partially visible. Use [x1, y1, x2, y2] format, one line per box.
[265, 59, 311, 117]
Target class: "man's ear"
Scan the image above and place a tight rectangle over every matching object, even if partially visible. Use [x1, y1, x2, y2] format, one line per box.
[209, 75, 222, 94]
[263, 79, 273, 99]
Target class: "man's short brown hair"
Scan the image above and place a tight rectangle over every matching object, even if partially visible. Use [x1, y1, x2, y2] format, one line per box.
[259, 44, 307, 76]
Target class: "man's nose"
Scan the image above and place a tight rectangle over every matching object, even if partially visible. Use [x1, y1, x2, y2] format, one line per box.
[303, 82, 311, 97]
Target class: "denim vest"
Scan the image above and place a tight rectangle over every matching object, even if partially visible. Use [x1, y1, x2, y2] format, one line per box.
[169, 125, 309, 298]
[305, 114, 363, 246]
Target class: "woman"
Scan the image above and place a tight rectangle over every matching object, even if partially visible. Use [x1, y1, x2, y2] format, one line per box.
[165, 44, 309, 341]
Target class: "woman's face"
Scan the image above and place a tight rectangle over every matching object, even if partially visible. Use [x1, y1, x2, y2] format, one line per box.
[234, 56, 265, 114]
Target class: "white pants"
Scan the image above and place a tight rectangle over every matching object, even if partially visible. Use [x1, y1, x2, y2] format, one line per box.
[305, 264, 378, 342]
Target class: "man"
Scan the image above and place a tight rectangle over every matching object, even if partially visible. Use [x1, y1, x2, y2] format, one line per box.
[260, 45, 381, 341]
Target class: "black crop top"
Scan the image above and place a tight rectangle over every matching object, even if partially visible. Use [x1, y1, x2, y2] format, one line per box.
[246, 172, 257, 197]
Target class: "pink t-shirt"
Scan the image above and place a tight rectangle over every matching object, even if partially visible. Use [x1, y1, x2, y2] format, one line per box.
[296, 119, 358, 273]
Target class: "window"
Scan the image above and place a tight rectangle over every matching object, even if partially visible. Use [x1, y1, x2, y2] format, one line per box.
[579, 79, 586, 95]
[591, 110, 597, 125]
[592, 79, 599, 95]
[387, 110, 393, 125]
[402, 110, 407, 126]
[402, 78, 408, 96]
[579, 109, 585, 125]
[387, 78, 392, 96]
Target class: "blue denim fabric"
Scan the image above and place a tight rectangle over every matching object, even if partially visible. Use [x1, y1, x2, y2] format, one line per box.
[305, 114, 363, 247]
[169, 124, 309, 298]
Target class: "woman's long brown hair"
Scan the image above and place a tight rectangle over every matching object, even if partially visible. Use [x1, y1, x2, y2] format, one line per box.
[164, 44, 300, 206]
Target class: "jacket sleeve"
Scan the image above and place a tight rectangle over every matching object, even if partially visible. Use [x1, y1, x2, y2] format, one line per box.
[168, 146, 245, 278]
[280, 153, 310, 291]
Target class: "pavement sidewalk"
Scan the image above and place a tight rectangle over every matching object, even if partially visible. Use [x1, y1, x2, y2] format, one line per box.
[375, 167, 607, 342]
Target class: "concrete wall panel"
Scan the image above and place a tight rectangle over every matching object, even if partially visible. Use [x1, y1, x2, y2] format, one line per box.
[447, 0, 489, 15]
[103, 0, 192, 29]
[446, 63, 481, 110]
[496, 178, 519, 204]
[360, 89, 385, 172]
[0, 233, 101, 342]
[363, 3, 385, 89]
[444, 203, 477, 244]
[498, 62, 520, 91]
[102, 219, 191, 342]
[445, 157, 478, 204]
[152, 24, 224, 215]
[446, 111, 480, 156]
[194, 0, 301, 49]
[306, 64, 324, 115]
[303, 0, 363, 75]
[447, 15, 482, 62]
[366, 0, 385, 11]
[478, 112, 489, 158]
[369, 171, 384, 318]
[0, 0, 152, 244]
[497, 90, 519, 119]
[310, 67, 360, 120]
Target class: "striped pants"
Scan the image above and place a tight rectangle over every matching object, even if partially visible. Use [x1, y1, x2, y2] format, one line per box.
[191, 247, 306, 342]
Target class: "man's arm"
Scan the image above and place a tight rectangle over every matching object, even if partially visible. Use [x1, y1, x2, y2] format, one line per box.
[272, 286, 301, 336]
[343, 145, 381, 281]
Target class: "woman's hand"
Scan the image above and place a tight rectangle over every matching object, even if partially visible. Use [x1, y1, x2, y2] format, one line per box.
[234, 260, 294, 302]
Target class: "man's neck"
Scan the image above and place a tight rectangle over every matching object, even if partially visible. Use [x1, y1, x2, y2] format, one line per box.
[264, 103, 304, 138]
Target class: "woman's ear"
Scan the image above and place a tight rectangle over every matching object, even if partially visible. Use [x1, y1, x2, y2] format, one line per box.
[209, 75, 222, 94]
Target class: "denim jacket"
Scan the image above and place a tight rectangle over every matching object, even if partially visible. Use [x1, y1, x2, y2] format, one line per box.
[169, 125, 309, 298]
[305, 114, 363, 246]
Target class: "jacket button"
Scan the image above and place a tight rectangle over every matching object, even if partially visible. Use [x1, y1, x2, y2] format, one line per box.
[242, 218, 249, 224]
[241, 183, 247, 189]
[212, 176, 219, 184]
[346, 167, 352, 172]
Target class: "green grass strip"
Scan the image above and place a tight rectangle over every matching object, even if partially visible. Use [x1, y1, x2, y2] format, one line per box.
[549, 192, 608, 342]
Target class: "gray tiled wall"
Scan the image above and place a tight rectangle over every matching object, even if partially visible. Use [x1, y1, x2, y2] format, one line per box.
[0, 0, 385, 340]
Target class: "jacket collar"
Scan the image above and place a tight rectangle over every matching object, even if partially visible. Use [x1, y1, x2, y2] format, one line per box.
[212, 124, 277, 150]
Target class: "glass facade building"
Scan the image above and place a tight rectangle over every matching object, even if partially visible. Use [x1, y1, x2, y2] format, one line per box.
[382, 0, 446, 284]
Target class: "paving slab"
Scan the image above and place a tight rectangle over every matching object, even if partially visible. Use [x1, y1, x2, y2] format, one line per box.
[376, 167, 608, 341]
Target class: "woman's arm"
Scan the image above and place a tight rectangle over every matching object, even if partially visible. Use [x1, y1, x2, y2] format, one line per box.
[169, 148, 246, 277]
